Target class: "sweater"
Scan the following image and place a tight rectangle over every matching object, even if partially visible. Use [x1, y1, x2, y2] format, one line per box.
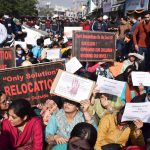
[133, 22, 150, 48]
[95, 114, 145, 150]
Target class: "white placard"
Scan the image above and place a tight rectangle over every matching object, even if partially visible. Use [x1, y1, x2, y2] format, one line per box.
[46, 49, 61, 60]
[50, 70, 95, 103]
[131, 72, 150, 86]
[15, 41, 27, 50]
[44, 38, 52, 46]
[122, 103, 150, 123]
[96, 75, 126, 97]
[66, 57, 82, 74]
[64, 27, 83, 38]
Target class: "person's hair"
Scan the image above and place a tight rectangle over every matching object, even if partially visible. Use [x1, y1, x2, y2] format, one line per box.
[144, 11, 150, 16]
[9, 99, 35, 119]
[40, 58, 50, 63]
[0, 90, 5, 101]
[0, 13, 4, 19]
[37, 38, 44, 46]
[15, 44, 23, 50]
[52, 41, 60, 48]
[27, 44, 33, 50]
[70, 122, 97, 148]
[116, 107, 125, 125]
[129, 13, 138, 20]
[26, 52, 34, 58]
[50, 95, 63, 109]
[63, 98, 80, 108]
[29, 57, 38, 64]
[61, 49, 71, 58]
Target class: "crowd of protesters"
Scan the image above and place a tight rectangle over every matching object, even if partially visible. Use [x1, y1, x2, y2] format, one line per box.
[0, 10, 150, 150]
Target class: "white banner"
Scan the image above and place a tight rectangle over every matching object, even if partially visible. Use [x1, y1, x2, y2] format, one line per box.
[131, 71, 150, 86]
[96, 76, 126, 97]
[122, 103, 150, 123]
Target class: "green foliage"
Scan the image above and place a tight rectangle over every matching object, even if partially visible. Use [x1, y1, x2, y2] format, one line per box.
[0, 0, 38, 16]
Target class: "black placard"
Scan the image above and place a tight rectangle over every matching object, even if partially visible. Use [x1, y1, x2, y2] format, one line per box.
[0, 61, 65, 105]
[73, 31, 116, 62]
[0, 48, 16, 70]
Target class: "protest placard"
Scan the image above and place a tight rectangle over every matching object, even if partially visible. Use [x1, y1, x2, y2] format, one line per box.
[46, 49, 61, 60]
[66, 57, 82, 73]
[0, 61, 65, 105]
[131, 71, 150, 86]
[72, 31, 116, 62]
[0, 48, 16, 70]
[96, 75, 126, 97]
[122, 103, 150, 123]
[50, 70, 95, 103]
[64, 27, 83, 38]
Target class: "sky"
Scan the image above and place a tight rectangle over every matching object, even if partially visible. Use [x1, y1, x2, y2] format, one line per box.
[39, 0, 87, 9]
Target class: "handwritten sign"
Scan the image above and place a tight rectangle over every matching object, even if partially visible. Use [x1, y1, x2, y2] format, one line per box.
[50, 69, 95, 103]
[0, 61, 65, 105]
[46, 49, 61, 60]
[72, 31, 116, 62]
[131, 71, 150, 86]
[96, 75, 126, 97]
[0, 48, 16, 70]
[66, 57, 82, 73]
[122, 103, 150, 123]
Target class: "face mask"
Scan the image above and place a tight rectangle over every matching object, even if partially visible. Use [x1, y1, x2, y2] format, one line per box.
[17, 50, 23, 55]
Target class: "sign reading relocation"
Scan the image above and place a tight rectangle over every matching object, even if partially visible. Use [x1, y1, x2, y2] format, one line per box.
[73, 31, 116, 62]
[0, 61, 65, 105]
[0, 48, 16, 70]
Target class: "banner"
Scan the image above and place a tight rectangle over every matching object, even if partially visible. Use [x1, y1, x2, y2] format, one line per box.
[103, 0, 112, 13]
[73, 31, 116, 62]
[0, 48, 16, 70]
[125, 0, 149, 12]
[0, 61, 65, 105]
[50, 69, 95, 103]
[122, 103, 150, 123]
[96, 76, 126, 97]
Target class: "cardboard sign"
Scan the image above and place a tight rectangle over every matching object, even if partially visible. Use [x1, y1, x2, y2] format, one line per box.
[64, 27, 83, 38]
[0, 48, 16, 70]
[122, 103, 150, 123]
[73, 31, 116, 62]
[96, 75, 126, 97]
[50, 70, 95, 103]
[0, 61, 65, 105]
[131, 71, 150, 86]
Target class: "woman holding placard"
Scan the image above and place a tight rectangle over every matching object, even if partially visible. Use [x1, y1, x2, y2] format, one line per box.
[45, 99, 96, 150]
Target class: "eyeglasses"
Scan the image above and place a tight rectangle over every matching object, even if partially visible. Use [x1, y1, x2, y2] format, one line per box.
[0, 97, 12, 105]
